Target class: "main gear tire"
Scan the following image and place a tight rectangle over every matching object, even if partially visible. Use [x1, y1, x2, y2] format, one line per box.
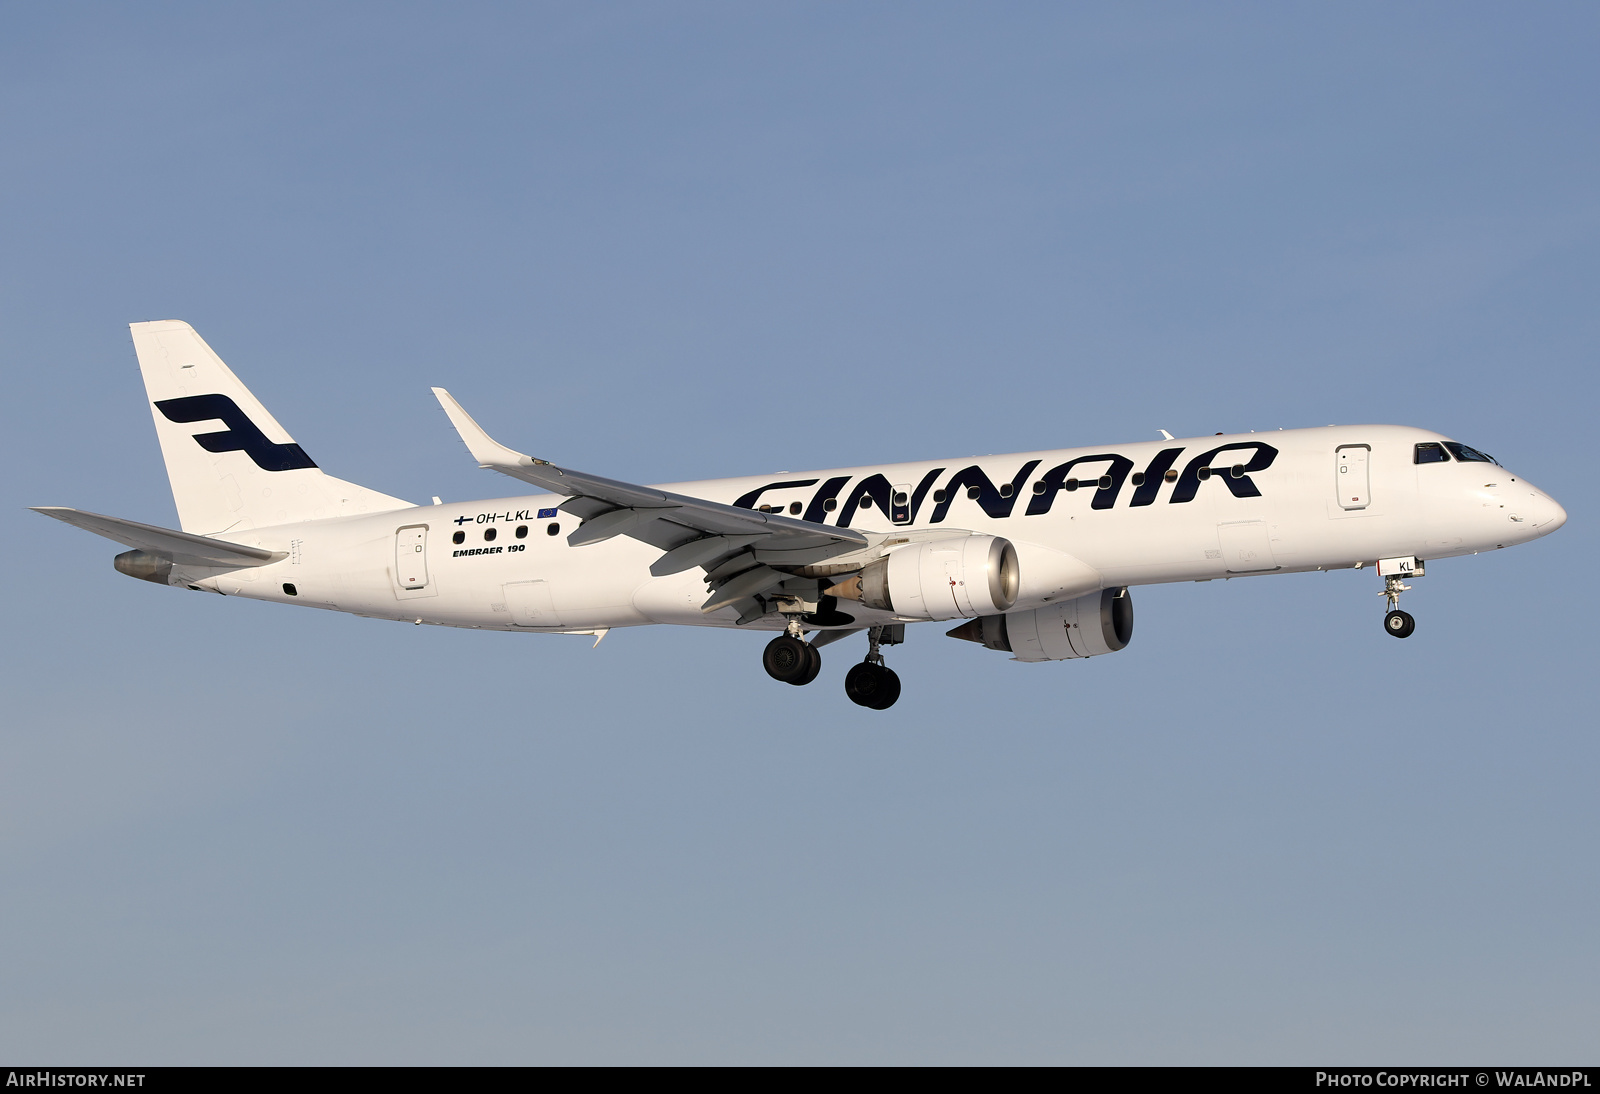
[792, 642, 822, 686]
[845, 662, 902, 709]
[764, 634, 816, 683]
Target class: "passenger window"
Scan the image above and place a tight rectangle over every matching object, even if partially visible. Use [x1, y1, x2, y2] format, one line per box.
[282, 583, 297, 596]
[789, 501, 802, 515]
[547, 522, 560, 536]
[452, 530, 465, 545]
[824, 498, 838, 511]
[892, 492, 908, 505]
[483, 527, 497, 542]
[1164, 469, 1178, 482]
[1444, 442, 1497, 465]
[1414, 442, 1450, 464]
[998, 483, 1013, 498]
[1130, 472, 1145, 487]
[932, 490, 946, 504]
[966, 487, 981, 500]
[515, 525, 528, 538]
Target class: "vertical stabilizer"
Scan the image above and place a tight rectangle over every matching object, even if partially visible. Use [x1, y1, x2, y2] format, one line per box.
[130, 321, 413, 534]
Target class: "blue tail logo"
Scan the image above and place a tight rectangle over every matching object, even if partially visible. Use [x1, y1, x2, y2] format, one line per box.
[154, 394, 318, 472]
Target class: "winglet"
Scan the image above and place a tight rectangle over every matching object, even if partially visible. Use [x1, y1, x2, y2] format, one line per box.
[431, 388, 544, 471]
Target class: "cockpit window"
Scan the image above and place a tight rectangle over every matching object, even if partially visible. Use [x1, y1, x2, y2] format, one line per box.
[1443, 442, 1497, 465]
[1414, 442, 1450, 464]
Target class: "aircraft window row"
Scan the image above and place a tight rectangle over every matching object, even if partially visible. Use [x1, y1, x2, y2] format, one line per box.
[757, 502, 805, 515]
[449, 523, 559, 546]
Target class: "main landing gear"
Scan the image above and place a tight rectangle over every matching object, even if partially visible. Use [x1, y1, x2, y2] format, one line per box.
[760, 622, 903, 709]
[844, 625, 901, 710]
[762, 633, 821, 686]
[763, 607, 822, 685]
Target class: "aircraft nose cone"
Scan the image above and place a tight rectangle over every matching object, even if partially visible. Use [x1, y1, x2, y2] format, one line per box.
[1542, 495, 1568, 532]
[1529, 491, 1567, 534]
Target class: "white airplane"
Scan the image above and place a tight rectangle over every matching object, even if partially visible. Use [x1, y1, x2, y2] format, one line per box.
[36, 321, 1568, 709]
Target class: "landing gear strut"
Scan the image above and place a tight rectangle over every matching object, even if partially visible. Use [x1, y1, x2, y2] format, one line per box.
[1376, 556, 1423, 639]
[845, 625, 902, 710]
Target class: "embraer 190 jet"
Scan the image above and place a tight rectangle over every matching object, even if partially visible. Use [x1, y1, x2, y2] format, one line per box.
[36, 321, 1567, 709]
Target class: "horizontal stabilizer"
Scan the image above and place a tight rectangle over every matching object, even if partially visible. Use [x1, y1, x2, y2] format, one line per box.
[30, 507, 286, 567]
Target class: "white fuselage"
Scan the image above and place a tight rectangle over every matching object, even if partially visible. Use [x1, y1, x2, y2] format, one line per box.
[177, 424, 1566, 635]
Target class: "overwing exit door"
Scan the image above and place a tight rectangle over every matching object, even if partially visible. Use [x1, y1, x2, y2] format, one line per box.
[1336, 445, 1370, 510]
[891, 483, 913, 525]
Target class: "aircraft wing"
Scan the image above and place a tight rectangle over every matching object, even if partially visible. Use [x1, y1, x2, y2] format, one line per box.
[30, 507, 287, 567]
[433, 389, 870, 618]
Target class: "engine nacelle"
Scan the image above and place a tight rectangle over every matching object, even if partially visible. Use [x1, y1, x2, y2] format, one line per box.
[840, 535, 1019, 621]
[947, 587, 1133, 661]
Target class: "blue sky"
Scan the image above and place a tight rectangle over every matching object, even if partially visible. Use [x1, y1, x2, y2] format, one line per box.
[2, 1, 1596, 1064]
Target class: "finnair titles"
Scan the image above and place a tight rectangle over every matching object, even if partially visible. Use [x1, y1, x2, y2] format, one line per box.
[36, 322, 1567, 709]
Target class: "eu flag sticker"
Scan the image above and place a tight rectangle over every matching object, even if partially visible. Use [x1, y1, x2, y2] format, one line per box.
[538, 508, 558, 519]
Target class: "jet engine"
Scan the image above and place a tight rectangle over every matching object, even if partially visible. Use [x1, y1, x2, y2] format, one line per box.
[947, 587, 1133, 661]
[829, 534, 1019, 621]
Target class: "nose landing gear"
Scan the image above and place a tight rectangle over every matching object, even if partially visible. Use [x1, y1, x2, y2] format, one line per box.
[845, 625, 902, 710]
[1377, 556, 1424, 639]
